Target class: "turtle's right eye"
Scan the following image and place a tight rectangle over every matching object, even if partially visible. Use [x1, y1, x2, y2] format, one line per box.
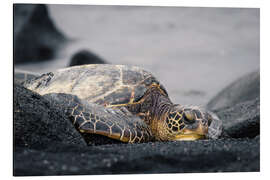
[183, 111, 195, 124]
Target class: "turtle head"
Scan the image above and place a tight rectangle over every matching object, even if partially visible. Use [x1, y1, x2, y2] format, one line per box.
[163, 105, 212, 141]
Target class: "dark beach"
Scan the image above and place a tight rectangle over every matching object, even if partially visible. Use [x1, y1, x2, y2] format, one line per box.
[14, 139, 259, 175]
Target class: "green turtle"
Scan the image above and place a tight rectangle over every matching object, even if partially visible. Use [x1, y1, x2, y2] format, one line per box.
[20, 64, 217, 143]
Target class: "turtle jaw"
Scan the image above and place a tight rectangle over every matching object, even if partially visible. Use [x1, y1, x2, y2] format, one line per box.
[173, 134, 205, 141]
[172, 124, 208, 141]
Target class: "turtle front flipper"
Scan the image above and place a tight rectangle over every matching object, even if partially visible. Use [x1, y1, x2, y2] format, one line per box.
[43, 93, 154, 143]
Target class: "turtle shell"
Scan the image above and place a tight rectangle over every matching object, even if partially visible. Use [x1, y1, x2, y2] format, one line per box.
[24, 64, 168, 106]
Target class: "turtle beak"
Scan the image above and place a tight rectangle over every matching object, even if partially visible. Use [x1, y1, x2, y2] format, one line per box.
[174, 134, 205, 141]
[174, 123, 208, 141]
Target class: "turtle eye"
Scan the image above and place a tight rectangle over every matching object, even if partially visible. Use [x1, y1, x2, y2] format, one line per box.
[183, 111, 195, 124]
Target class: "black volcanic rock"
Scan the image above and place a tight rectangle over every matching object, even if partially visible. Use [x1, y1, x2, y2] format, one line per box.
[215, 98, 260, 139]
[14, 83, 86, 149]
[207, 71, 259, 111]
[69, 49, 106, 67]
[14, 4, 66, 63]
[206, 70, 260, 139]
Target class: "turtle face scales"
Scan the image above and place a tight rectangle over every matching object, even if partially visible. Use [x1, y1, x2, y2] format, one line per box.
[164, 105, 212, 141]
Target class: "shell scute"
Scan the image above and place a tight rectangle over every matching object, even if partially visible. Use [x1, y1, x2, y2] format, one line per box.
[122, 66, 144, 85]
[133, 84, 148, 103]
[102, 87, 132, 105]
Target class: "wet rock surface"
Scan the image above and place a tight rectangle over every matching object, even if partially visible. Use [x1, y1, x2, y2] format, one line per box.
[14, 4, 66, 63]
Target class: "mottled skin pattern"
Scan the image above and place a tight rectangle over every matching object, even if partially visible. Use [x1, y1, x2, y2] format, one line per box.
[23, 64, 213, 143]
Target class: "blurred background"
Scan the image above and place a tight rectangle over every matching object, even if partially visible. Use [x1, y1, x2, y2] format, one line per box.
[14, 4, 260, 106]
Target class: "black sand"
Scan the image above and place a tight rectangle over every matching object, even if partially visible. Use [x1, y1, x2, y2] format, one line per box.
[14, 138, 259, 176]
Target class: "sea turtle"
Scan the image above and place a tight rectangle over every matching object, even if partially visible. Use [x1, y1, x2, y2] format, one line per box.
[19, 64, 220, 143]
